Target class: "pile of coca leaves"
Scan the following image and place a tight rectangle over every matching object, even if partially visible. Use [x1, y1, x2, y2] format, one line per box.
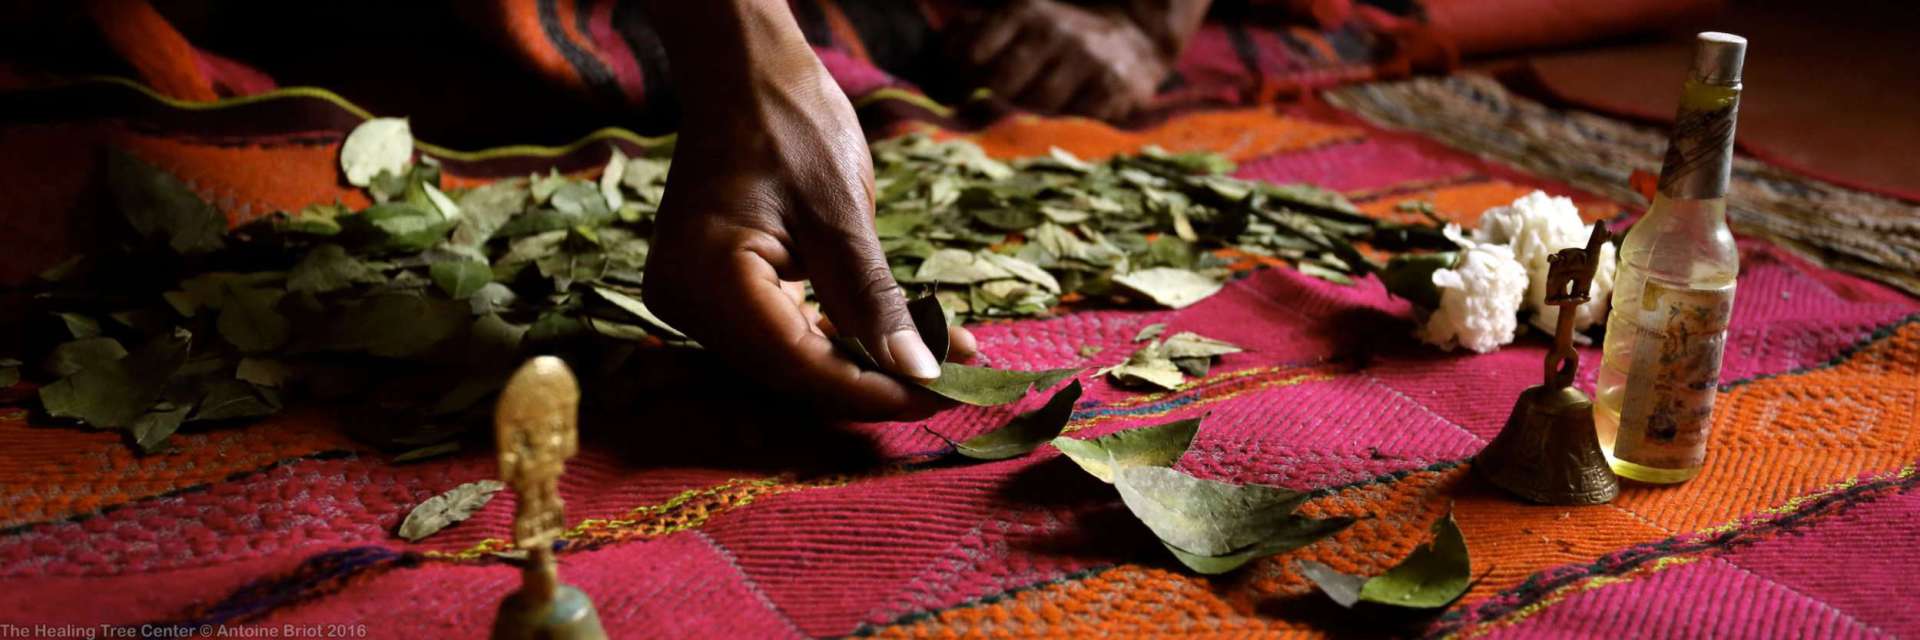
[15, 116, 1473, 596]
[8, 119, 1443, 456]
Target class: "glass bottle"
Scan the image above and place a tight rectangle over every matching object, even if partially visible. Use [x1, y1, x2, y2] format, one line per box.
[1594, 32, 1746, 484]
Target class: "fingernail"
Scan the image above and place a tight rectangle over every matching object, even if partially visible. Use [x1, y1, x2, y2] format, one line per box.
[886, 330, 943, 381]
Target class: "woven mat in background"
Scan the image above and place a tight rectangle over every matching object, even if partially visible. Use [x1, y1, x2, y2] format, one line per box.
[1, 75, 1918, 638]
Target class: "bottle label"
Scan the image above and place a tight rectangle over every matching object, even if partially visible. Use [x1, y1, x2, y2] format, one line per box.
[1612, 280, 1735, 469]
[1657, 84, 1739, 200]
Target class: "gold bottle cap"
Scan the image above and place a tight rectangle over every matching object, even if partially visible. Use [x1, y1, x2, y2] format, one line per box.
[1690, 32, 1746, 86]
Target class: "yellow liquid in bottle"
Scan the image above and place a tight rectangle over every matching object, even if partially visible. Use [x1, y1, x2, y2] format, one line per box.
[1593, 196, 1738, 484]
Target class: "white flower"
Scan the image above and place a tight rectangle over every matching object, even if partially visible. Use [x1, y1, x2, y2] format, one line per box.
[1415, 226, 1529, 353]
[1472, 191, 1616, 334]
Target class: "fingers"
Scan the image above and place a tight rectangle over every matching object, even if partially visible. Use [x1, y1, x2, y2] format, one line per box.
[792, 201, 944, 383]
[647, 228, 940, 419]
[1018, 56, 1095, 115]
[986, 21, 1065, 103]
[948, 325, 979, 362]
[1063, 71, 1132, 122]
[963, 8, 1025, 68]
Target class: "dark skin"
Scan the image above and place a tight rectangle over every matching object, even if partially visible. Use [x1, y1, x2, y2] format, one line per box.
[641, 0, 1206, 420]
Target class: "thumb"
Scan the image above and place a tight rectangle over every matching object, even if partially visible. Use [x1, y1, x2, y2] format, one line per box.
[799, 218, 944, 382]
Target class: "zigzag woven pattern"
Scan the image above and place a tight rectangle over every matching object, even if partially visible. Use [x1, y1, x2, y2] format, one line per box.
[1, 72, 1917, 638]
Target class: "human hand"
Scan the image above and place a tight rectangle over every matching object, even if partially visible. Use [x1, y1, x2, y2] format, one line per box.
[643, 16, 976, 420]
[949, 0, 1178, 122]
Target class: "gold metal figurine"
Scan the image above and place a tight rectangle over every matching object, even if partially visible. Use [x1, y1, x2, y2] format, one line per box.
[492, 356, 608, 640]
[1476, 224, 1621, 505]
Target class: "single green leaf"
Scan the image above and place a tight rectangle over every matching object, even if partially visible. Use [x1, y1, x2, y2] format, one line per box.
[429, 259, 492, 299]
[1133, 323, 1167, 343]
[948, 380, 1082, 460]
[1051, 416, 1201, 483]
[1160, 332, 1242, 359]
[340, 117, 413, 187]
[912, 249, 1014, 284]
[1378, 252, 1459, 310]
[216, 286, 290, 353]
[450, 180, 529, 247]
[1298, 511, 1470, 609]
[908, 294, 950, 364]
[1165, 516, 1354, 575]
[591, 286, 686, 339]
[1100, 341, 1186, 390]
[288, 244, 384, 294]
[549, 181, 612, 220]
[39, 329, 192, 430]
[398, 479, 505, 542]
[1113, 465, 1309, 557]
[1112, 268, 1224, 310]
[924, 363, 1080, 406]
[1173, 357, 1211, 377]
[43, 337, 128, 378]
[53, 313, 101, 339]
[1358, 512, 1471, 607]
[980, 252, 1061, 293]
[130, 403, 194, 453]
[356, 202, 449, 253]
[106, 149, 226, 255]
[188, 379, 281, 422]
[421, 182, 462, 221]
[0, 366, 18, 388]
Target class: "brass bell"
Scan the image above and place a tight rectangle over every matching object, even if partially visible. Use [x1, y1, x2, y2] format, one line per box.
[492, 357, 609, 640]
[1476, 225, 1620, 505]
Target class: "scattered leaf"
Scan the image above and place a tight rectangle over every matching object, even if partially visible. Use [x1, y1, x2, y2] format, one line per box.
[1299, 511, 1470, 609]
[397, 479, 505, 542]
[1113, 268, 1224, 309]
[923, 363, 1079, 406]
[947, 380, 1082, 460]
[1160, 332, 1242, 359]
[908, 294, 951, 364]
[1051, 416, 1201, 483]
[1114, 465, 1310, 556]
[1100, 341, 1186, 390]
[1165, 516, 1354, 575]
[1133, 323, 1166, 342]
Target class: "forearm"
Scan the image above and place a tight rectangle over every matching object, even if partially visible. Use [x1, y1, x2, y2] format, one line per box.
[639, 0, 820, 112]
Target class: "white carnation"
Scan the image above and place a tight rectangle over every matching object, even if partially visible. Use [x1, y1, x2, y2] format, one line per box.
[1416, 227, 1529, 353]
[1472, 191, 1616, 335]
